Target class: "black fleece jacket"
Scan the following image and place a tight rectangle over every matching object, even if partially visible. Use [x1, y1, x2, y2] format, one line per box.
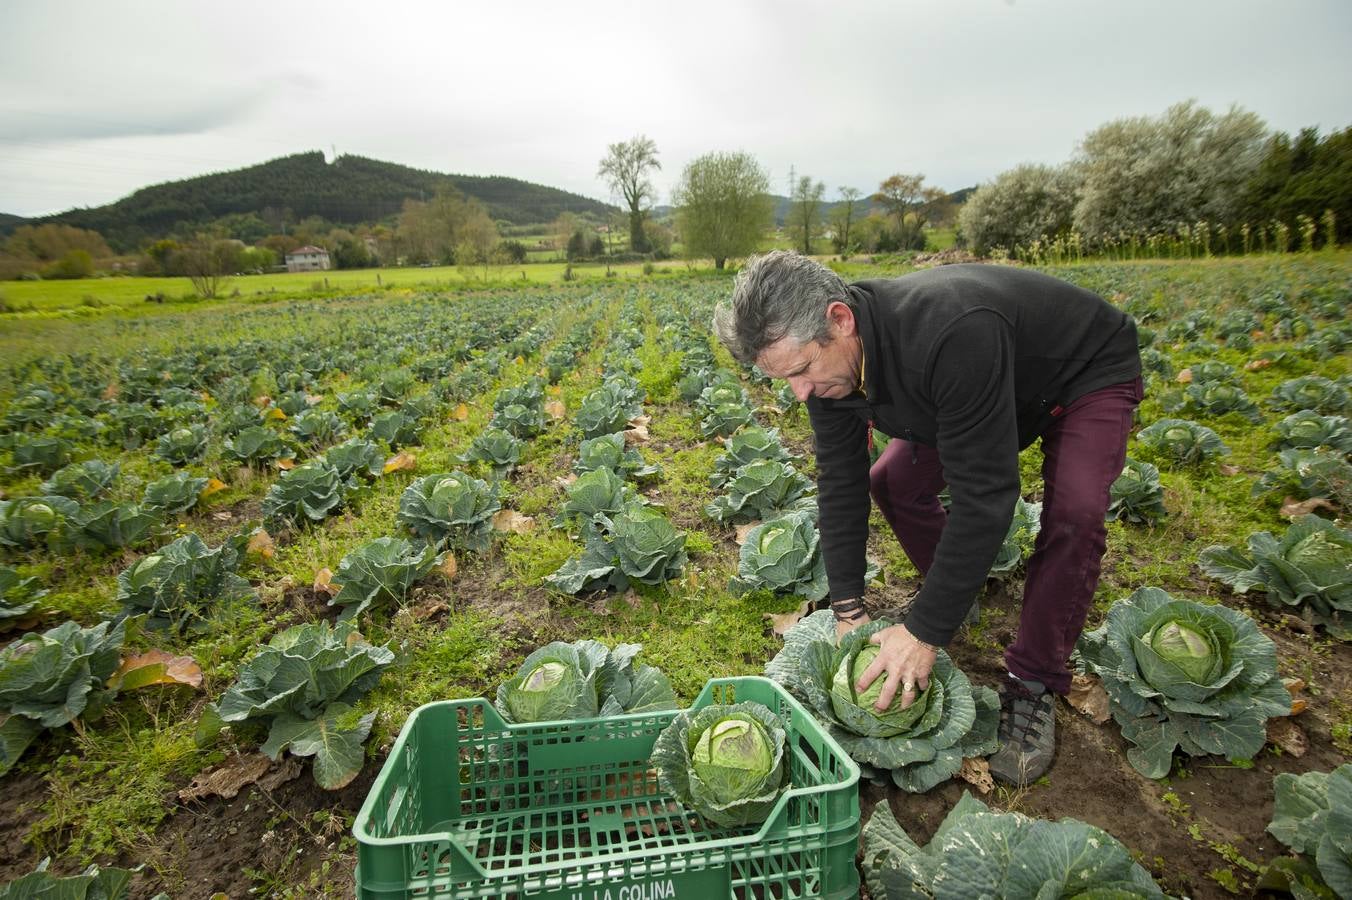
[806, 264, 1140, 647]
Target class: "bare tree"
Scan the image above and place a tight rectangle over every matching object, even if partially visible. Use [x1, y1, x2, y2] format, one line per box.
[830, 186, 863, 256]
[598, 135, 660, 253]
[785, 175, 825, 255]
[178, 235, 238, 299]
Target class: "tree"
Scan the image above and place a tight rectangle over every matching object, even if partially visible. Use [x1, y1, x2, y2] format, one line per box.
[873, 174, 947, 251]
[397, 188, 492, 265]
[830, 187, 863, 256]
[786, 175, 825, 255]
[958, 164, 1080, 255]
[176, 236, 239, 299]
[672, 151, 773, 270]
[1072, 100, 1268, 242]
[4, 224, 111, 263]
[598, 135, 660, 253]
[1242, 126, 1352, 246]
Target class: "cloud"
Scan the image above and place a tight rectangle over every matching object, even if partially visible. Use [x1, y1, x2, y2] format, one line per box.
[0, 89, 267, 143]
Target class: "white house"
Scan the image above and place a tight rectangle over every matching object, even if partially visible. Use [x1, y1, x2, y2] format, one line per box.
[285, 245, 331, 273]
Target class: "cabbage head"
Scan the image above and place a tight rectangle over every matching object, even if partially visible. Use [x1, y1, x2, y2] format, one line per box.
[1199, 515, 1350, 640]
[709, 427, 792, 489]
[862, 792, 1167, 899]
[730, 511, 828, 601]
[494, 639, 677, 723]
[705, 459, 816, 524]
[1107, 458, 1168, 525]
[765, 612, 998, 792]
[397, 471, 500, 552]
[651, 701, 788, 828]
[1074, 587, 1291, 778]
[1136, 418, 1230, 466]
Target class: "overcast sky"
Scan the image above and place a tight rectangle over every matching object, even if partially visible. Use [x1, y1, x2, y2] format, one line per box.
[2, 0, 1350, 219]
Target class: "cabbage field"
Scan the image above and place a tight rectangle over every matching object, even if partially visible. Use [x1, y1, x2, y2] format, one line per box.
[0, 254, 1349, 898]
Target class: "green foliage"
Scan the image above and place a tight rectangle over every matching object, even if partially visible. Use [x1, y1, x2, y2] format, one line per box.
[573, 432, 660, 481]
[556, 466, 637, 532]
[1074, 587, 1291, 777]
[0, 620, 125, 776]
[730, 510, 828, 601]
[213, 620, 394, 790]
[0, 857, 146, 899]
[0, 495, 79, 549]
[709, 426, 792, 489]
[1274, 411, 1352, 453]
[153, 424, 208, 466]
[397, 471, 500, 552]
[1252, 448, 1352, 510]
[990, 497, 1042, 576]
[1199, 515, 1351, 639]
[705, 459, 815, 523]
[262, 459, 346, 529]
[672, 151, 774, 269]
[321, 437, 385, 481]
[328, 536, 442, 621]
[765, 611, 999, 792]
[545, 504, 687, 594]
[288, 408, 347, 450]
[1108, 458, 1168, 525]
[224, 425, 293, 468]
[1266, 763, 1352, 899]
[1136, 418, 1231, 466]
[59, 501, 161, 552]
[459, 426, 523, 477]
[39, 459, 121, 501]
[861, 792, 1167, 898]
[141, 471, 209, 515]
[650, 701, 788, 828]
[575, 381, 642, 439]
[115, 533, 255, 632]
[7, 434, 72, 475]
[493, 639, 677, 723]
[0, 564, 46, 623]
[1268, 376, 1350, 415]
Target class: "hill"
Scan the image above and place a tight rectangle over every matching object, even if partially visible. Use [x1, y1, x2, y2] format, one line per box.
[4, 152, 614, 251]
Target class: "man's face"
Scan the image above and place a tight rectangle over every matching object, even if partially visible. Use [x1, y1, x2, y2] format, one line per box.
[756, 312, 862, 402]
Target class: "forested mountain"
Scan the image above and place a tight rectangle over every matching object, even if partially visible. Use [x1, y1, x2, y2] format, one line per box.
[2, 152, 614, 251]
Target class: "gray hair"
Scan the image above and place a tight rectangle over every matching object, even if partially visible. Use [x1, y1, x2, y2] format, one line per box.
[713, 250, 851, 364]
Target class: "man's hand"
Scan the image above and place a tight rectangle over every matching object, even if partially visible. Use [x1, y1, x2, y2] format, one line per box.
[835, 611, 871, 643]
[854, 624, 938, 711]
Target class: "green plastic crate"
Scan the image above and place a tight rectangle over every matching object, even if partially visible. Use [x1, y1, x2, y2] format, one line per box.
[354, 676, 861, 899]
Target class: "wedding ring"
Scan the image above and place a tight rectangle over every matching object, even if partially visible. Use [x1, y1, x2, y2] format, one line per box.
[902, 681, 916, 693]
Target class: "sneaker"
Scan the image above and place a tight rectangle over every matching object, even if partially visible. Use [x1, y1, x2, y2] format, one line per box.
[988, 674, 1056, 786]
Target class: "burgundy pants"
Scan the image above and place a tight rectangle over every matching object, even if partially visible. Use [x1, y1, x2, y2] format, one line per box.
[868, 378, 1142, 694]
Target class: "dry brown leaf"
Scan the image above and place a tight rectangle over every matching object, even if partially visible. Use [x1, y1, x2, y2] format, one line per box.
[958, 757, 995, 794]
[1283, 677, 1308, 715]
[101, 382, 120, 400]
[628, 415, 651, 428]
[253, 394, 272, 408]
[763, 601, 811, 637]
[178, 753, 273, 802]
[492, 509, 536, 534]
[734, 522, 762, 546]
[453, 403, 470, 421]
[246, 528, 276, 559]
[1282, 614, 1315, 635]
[305, 393, 324, 406]
[1175, 368, 1193, 384]
[1280, 496, 1336, 519]
[407, 598, 449, 621]
[1243, 358, 1273, 371]
[383, 451, 417, 473]
[200, 478, 228, 498]
[313, 568, 340, 598]
[1066, 673, 1111, 725]
[554, 473, 578, 489]
[258, 757, 304, 791]
[623, 424, 650, 445]
[760, 405, 786, 416]
[275, 457, 296, 470]
[211, 511, 234, 521]
[439, 553, 458, 579]
[1218, 464, 1241, 476]
[1266, 717, 1308, 757]
[545, 400, 566, 420]
[110, 649, 204, 690]
[622, 589, 643, 610]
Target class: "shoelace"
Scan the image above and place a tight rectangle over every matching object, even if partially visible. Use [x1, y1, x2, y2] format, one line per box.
[1000, 683, 1049, 750]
